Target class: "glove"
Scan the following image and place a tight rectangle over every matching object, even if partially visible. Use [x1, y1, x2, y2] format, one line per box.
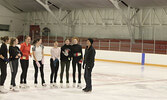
[4, 58, 9, 64]
[4, 58, 9, 62]
[79, 60, 82, 64]
[53, 59, 59, 67]
[42, 58, 44, 65]
[36, 61, 41, 67]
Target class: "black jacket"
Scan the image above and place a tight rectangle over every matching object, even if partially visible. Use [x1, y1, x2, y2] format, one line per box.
[83, 45, 96, 68]
[0, 43, 8, 61]
[9, 46, 22, 60]
[60, 44, 72, 61]
[72, 44, 83, 62]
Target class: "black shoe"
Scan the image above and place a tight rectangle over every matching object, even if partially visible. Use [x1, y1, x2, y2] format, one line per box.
[84, 88, 92, 92]
[82, 87, 87, 91]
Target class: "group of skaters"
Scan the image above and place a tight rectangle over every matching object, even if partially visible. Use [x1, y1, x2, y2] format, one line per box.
[0, 36, 96, 93]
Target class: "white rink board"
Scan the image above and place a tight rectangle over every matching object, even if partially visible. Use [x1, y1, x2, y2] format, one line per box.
[44, 46, 167, 66]
[1, 44, 167, 66]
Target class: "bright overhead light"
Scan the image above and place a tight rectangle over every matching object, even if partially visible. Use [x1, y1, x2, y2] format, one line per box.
[109, 0, 120, 9]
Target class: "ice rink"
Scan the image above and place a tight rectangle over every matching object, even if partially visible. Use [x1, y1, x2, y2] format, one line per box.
[1, 56, 167, 100]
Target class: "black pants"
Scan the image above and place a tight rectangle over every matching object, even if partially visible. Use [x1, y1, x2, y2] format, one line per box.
[50, 58, 59, 83]
[0, 60, 7, 86]
[20, 60, 29, 84]
[72, 60, 81, 83]
[60, 61, 70, 83]
[84, 65, 93, 89]
[9, 59, 18, 86]
[33, 60, 45, 84]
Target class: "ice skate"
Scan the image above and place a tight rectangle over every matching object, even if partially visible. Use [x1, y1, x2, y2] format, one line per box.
[19, 84, 25, 89]
[60, 83, 63, 88]
[73, 83, 76, 88]
[66, 83, 70, 88]
[42, 83, 47, 87]
[23, 84, 30, 89]
[10, 86, 19, 92]
[34, 84, 38, 88]
[77, 83, 82, 89]
[0, 86, 8, 94]
[53, 83, 58, 88]
[50, 83, 54, 88]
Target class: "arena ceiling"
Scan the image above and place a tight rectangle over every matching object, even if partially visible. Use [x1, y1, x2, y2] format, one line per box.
[0, 0, 167, 13]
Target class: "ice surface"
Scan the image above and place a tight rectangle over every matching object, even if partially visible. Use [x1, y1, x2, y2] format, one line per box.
[1, 56, 167, 100]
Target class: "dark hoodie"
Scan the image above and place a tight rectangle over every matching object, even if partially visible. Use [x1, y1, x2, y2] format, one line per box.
[0, 43, 8, 61]
[9, 46, 22, 60]
[60, 44, 72, 61]
[83, 45, 96, 68]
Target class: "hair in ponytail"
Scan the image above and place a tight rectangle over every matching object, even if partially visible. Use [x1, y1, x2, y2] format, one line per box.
[10, 38, 16, 46]
[32, 38, 41, 45]
[72, 37, 79, 42]
[64, 38, 70, 42]
[25, 35, 30, 40]
[1, 36, 9, 42]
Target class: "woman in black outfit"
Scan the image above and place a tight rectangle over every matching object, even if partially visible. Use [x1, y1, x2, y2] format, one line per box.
[9, 38, 22, 92]
[60, 39, 72, 88]
[71, 37, 83, 88]
[0, 36, 9, 93]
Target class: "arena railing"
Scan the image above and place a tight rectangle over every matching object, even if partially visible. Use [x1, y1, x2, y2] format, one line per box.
[15, 34, 167, 54]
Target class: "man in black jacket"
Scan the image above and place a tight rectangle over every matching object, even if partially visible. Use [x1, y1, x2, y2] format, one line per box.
[83, 38, 96, 92]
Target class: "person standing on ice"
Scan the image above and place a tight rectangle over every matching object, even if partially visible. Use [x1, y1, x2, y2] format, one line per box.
[9, 38, 22, 92]
[19, 36, 31, 88]
[0, 36, 10, 93]
[71, 37, 83, 88]
[32, 38, 46, 87]
[82, 38, 96, 92]
[50, 41, 60, 88]
[60, 38, 72, 88]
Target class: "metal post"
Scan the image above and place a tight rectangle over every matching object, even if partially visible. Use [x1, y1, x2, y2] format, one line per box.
[130, 41, 132, 52]
[48, 33, 49, 46]
[99, 40, 100, 50]
[119, 41, 121, 51]
[80, 39, 82, 45]
[109, 40, 111, 50]
[23, 31, 25, 41]
[142, 32, 144, 53]
[14, 31, 16, 37]
[153, 26, 155, 53]
[32, 31, 34, 42]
